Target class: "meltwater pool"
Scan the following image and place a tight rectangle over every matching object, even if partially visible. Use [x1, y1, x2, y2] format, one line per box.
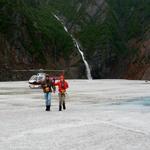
[123, 97, 150, 106]
[109, 97, 150, 110]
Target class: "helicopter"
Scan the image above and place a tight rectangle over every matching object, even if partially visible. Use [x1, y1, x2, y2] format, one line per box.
[12, 69, 65, 89]
[28, 72, 46, 88]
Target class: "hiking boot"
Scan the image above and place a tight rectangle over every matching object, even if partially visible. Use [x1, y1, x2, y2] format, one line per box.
[46, 105, 50, 111]
[63, 103, 66, 110]
[59, 105, 62, 111]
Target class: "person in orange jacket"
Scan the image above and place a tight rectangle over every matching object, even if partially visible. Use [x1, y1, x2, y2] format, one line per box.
[55, 75, 69, 111]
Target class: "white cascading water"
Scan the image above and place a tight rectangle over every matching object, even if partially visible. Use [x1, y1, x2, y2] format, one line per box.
[53, 13, 92, 80]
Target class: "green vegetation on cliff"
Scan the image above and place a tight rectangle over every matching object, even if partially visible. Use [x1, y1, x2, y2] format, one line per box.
[0, 0, 74, 64]
[47, 0, 150, 59]
[0, 0, 150, 78]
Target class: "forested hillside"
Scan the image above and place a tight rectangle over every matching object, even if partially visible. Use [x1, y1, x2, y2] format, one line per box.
[0, 0, 150, 80]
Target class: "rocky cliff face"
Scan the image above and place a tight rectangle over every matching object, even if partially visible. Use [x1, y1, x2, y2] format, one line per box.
[0, 0, 84, 80]
[0, 0, 150, 80]
[124, 38, 150, 80]
[53, 0, 150, 80]
[79, 0, 150, 80]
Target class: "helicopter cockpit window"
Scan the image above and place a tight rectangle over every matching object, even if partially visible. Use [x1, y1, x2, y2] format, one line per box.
[30, 75, 37, 81]
[37, 76, 44, 81]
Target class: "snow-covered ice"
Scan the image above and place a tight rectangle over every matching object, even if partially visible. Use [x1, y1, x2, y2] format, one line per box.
[0, 80, 150, 150]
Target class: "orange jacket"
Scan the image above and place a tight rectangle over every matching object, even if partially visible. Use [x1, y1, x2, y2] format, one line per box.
[55, 80, 69, 93]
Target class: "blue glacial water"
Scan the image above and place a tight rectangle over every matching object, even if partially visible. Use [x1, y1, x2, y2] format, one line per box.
[121, 97, 150, 106]
[109, 97, 150, 111]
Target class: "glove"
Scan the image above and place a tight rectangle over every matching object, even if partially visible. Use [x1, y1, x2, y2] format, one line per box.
[45, 87, 50, 92]
[61, 90, 65, 94]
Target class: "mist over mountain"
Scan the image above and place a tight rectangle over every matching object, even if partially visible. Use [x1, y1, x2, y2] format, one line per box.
[0, 0, 150, 80]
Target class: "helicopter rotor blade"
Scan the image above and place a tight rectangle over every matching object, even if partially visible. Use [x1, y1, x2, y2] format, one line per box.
[12, 69, 65, 72]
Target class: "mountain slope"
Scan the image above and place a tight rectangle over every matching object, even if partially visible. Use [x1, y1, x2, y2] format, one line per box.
[0, 0, 150, 80]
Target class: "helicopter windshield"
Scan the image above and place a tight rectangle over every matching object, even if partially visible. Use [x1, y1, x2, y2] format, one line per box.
[37, 76, 44, 82]
[29, 75, 37, 81]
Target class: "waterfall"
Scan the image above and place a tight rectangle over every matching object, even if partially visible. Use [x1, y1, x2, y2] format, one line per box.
[52, 13, 92, 80]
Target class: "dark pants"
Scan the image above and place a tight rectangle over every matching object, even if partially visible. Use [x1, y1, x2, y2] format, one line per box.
[58, 93, 66, 111]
